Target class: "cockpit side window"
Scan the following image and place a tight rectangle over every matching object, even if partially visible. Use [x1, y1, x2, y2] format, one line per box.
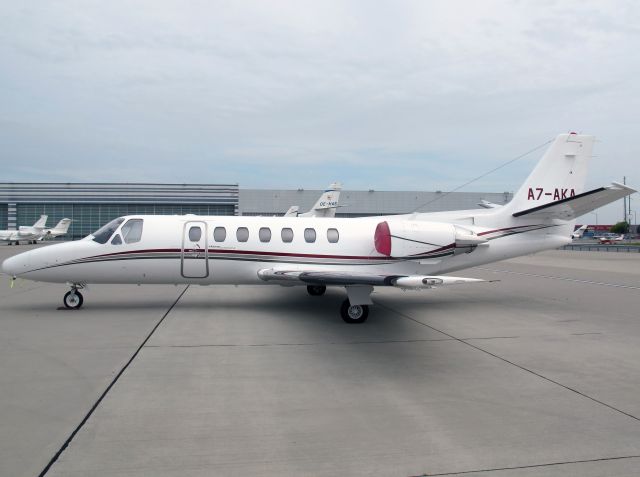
[92, 218, 125, 244]
[121, 219, 144, 244]
[111, 234, 122, 245]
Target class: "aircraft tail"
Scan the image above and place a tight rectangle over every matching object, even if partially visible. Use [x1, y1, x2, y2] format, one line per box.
[501, 134, 635, 223]
[33, 215, 48, 229]
[299, 182, 342, 218]
[52, 218, 72, 233]
[505, 133, 594, 215]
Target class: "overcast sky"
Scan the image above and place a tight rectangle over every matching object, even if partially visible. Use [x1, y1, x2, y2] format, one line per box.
[1, 0, 638, 222]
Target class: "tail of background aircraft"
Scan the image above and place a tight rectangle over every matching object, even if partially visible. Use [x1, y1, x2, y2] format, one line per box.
[33, 215, 48, 229]
[52, 218, 72, 233]
[299, 182, 342, 218]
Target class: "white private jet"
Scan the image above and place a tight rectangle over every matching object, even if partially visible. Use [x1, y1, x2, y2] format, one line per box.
[38, 218, 72, 241]
[0, 215, 48, 245]
[571, 224, 588, 239]
[284, 182, 342, 217]
[2, 133, 636, 322]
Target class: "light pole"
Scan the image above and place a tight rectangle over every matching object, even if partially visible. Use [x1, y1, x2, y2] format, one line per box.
[590, 211, 598, 225]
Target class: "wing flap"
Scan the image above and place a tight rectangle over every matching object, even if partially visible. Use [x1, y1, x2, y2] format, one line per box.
[257, 268, 489, 289]
[512, 183, 636, 220]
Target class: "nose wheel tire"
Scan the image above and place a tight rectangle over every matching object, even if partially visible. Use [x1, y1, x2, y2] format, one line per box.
[340, 299, 369, 323]
[307, 285, 327, 296]
[63, 291, 84, 309]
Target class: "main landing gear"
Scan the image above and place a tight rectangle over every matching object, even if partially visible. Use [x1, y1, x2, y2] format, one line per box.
[63, 285, 84, 310]
[306, 285, 326, 296]
[340, 299, 369, 324]
[306, 284, 372, 323]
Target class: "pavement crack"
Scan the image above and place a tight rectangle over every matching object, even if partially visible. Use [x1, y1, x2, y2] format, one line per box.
[145, 336, 520, 349]
[475, 267, 640, 290]
[37, 285, 190, 477]
[411, 454, 640, 476]
[377, 301, 640, 423]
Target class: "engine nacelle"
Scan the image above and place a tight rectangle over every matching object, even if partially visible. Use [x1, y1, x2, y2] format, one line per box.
[374, 220, 487, 258]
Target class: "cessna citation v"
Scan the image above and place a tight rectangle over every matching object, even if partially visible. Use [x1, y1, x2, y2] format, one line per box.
[2, 133, 636, 322]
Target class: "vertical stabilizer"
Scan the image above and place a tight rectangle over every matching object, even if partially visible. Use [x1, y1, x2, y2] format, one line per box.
[33, 215, 48, 229]
[299, 182, 342, 218]
[506, 133, 594, 215]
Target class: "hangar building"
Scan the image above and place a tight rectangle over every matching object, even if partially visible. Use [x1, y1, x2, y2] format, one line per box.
[0, 183, 513, 240]
[0, 183, 239, 240]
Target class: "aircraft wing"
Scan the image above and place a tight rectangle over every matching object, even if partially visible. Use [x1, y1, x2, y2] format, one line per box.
[257, 268, 489, 289]
[512, 183, 636, 220]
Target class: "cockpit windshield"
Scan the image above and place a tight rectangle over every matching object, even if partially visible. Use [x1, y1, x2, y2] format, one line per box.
[91, 217, 125, 244]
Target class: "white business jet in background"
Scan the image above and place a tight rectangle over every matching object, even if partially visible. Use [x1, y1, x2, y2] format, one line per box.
[0, 215, 48, 245]
[2, 133, 636, 322]
[284, 182, 342, 217]
[37, 218, 73, 241]
[571, 224, 588, 239]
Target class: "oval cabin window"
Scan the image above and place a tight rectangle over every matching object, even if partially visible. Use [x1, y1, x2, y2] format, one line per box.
[188, 226, 201, 242]
[259, 227, 272, 242]
[236, 227, 249, 242]
[281, 228, 294, 243]
[327, 228, 339, 243]
[214, 227, 226, 242]
[304, 228, 316, 243]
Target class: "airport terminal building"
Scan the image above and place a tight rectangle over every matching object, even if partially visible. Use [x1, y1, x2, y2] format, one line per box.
[0, 183, 513, 240]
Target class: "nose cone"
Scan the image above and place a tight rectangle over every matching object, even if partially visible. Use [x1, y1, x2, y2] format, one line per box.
[2, 254, 27, 277]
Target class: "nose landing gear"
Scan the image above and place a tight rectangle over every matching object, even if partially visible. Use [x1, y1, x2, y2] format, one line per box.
[63, 285, 84, 309]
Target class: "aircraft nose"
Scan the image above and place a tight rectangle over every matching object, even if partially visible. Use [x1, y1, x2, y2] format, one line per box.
[2, 253, 29, 277]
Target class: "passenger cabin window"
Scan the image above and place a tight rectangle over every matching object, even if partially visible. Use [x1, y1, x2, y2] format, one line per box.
[188, 226, 201, 242]
[92, 217, 125, 244]
[236, 227, 249, 242]
[327, 228, 339, 243]
[259, 227, 271, 242]
[304, 228, 316, 243]
[121, 219, 144, 244]
[214, 227, 226, 242]
[111, 234, 122, 245]
[281, 228, 294, 243]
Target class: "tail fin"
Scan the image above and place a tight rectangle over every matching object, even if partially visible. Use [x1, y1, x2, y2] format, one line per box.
[299, 182, 342, 218]
[53, 218, 72, 233]
[505, 133, 594, 214]
[33, 215, 48, 229]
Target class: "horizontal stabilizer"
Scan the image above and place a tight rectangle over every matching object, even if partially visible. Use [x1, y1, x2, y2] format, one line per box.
[512, 183, 636, 220]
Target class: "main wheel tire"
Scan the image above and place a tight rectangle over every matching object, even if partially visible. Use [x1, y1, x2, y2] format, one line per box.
[63, 291, 84, 309]
[307, 285, 327, 296]
[340, 299, 369, 324]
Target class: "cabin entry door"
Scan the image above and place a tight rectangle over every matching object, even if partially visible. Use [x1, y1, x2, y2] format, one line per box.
[181, 221, 209, 278]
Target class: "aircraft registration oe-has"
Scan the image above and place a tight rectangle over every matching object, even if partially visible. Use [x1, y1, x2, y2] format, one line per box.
[2, 133, 636, 323]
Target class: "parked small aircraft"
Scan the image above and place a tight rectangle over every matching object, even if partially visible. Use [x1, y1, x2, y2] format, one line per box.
[284, 183, 342, 217]
[571, 224, 588, 239]
[2, 133, 636, 322]
[0, 215, 48, 245]
[39, 218, 72, 241]
[599, 233, 624, 244]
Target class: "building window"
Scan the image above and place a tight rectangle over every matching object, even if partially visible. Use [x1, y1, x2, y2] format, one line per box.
[122, 219, 144, 244]
[327, 228, 339, 243]
[304, 228, 316, 243]
[236, 227, 249, 242]
[281, 228, 294, 243]
[259, 227, 271, 242]
[214, 226, 226, 242]
[188, 226, 201, 242]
